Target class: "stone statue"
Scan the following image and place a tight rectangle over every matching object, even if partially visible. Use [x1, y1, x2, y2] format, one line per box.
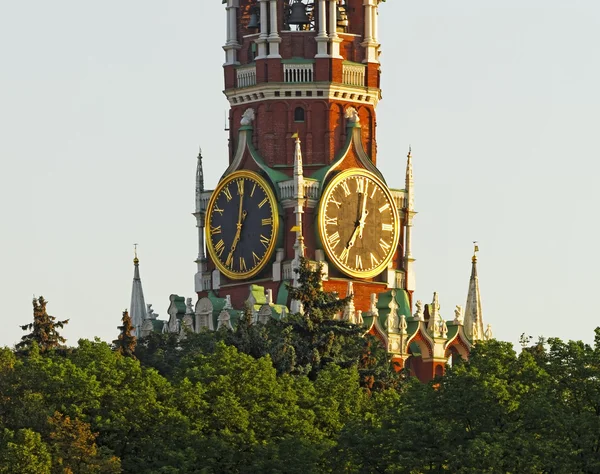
[146, 304, 157, 320]
[413, 300, 424, 321]
[485, 324, 493, 340]
[224, 295, 233, 310]
[356, 310, 364, 326]
[345, 106, 360, 124]
[217, 310, 232, 330]
[453, 305, 463, 324]
[185, 298, 194, 314]
[240, 108, 255, 126]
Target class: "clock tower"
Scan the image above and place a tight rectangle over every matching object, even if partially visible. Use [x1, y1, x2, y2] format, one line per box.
[188, 0, 483, 380]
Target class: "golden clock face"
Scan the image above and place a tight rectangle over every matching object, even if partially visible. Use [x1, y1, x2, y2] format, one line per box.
[205, 170, 278, 280]
[318, 169, 400, 278]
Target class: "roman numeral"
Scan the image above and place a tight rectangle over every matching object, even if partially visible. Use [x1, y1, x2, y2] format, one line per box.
[341, 181, 351, 197]
[325, 216, 338, 226]
[340, 246, 350, 264]
[250, 182, 257, 197]
[370, 252, 379, 266]
[239, 257, 247, 272]
[355, 254, 363, 269]
[327, 231, 341, 249]
[382, 223, 393, 231]
[210, 225, 222, 235]
[355, 177, 365, 194]
[260, 234, 270, 248]
[329, 197, 342, 209]
[370, 186, 378, 199]
[378, 202, 390, 213]
[379, 239, 391, 253]
[225, 252, 233, 267]
[258, 197, 268, 208]
[252, 252, 261, 266]
[214, 239, 225, 257]
[213, 205, 224, 216]
[237, 179, 244, 195]
[223, 186, 232, 202]
[262, 217, 272, 226]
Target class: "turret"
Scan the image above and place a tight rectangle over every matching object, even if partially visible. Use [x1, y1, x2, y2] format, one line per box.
[464, 243, 485, 341]
[129, 245, 147, 338]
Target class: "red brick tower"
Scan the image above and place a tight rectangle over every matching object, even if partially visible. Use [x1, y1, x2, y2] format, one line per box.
[195, 0, 417, 347]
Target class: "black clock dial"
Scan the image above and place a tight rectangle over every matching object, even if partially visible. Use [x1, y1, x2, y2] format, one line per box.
[206, 171, 278, 280]
[318, 169, 400, 278]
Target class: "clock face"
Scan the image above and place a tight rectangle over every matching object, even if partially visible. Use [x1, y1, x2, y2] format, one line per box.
[206, 170, 278, 280]
[318, 169, 400, 278]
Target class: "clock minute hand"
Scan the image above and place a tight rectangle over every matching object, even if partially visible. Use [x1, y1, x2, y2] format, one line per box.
[357, 184, 369, 239]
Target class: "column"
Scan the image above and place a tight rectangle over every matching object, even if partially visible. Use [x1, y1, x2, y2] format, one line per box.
[361, 0, 378, 63]
[315, 0, 329, 58]
[256, 0, 269, 59]
[267, 0, 281, 58]
[224, 0, 241, 65]
[328, 0, 342, 58]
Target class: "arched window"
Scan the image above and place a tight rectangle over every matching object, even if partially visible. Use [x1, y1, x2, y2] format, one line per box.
[294, 107, 305, 122]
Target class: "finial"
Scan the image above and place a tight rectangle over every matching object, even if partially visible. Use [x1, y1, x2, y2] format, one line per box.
[291, 131, 300, 142]
[407, 145, 412, 158]
[133, 243, 139, 265]
[472, 241, 479, 263]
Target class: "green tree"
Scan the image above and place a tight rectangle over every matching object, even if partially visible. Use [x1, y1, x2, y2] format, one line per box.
[112, 309, 137, 359]
[0, 428, 51, 474]
[17, 296, 69, 353]
[48, 411, 121, 473]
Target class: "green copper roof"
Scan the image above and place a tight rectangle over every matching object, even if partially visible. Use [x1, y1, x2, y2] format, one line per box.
[375, 289, 411, 331]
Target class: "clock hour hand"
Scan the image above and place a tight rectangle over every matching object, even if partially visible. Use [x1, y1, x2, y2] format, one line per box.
[227, 210, 247, 266]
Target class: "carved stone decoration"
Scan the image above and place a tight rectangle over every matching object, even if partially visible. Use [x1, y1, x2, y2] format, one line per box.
[240, 108, 256, 126]
[428, 292, 442, 337]
[217, 310, 233, 330]
[387, 292, 399, 334]
[146, 304, 157, 320]
[141, 319, 154, 339]
[399, 314, 408, 335]
[258, 304, 272, 324]
[369, 293, 379, 318]
[185, 298, 194, 315]
[484, 324, 493, 340]
[453, 305, 464, 325]
[265, 289, 273, 305]
[224, 295, 233, 310]
[440, 319, 448, 338]
[413, 300, 424, 321]
[356, 310, 364, 326]
[180, 314, 194, 340]
[344, 106, 360, 124]
[195, 297, 213, 331]
[343, 281, 356, 323]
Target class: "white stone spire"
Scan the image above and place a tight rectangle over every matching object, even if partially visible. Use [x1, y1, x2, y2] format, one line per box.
[464, 243, 485, 342]
[404, 147, 416, 292]
[129, 245, 147, 338]
[290, 134, 305, 314]
[194, 148, 207, 292]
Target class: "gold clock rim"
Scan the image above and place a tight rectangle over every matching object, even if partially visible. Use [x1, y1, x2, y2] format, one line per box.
[205, 170, 279, 280]
[318, 168, 400, 279]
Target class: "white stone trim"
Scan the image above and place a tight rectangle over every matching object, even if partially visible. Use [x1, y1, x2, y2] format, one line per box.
[226, 83, 381, 107]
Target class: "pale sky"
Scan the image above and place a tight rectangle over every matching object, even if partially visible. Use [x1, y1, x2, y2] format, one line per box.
[1, 1, 599, 349]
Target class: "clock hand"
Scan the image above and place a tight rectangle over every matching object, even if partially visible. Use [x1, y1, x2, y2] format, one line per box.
[226, 210, 247, 265]
[357, 183, 369, 239]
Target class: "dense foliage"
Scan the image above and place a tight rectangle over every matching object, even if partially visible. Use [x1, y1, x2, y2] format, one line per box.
[4, 265, 600, 472]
